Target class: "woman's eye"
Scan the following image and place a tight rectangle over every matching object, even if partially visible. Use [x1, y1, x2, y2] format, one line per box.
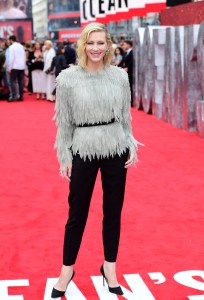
[87, 42, 105, 45]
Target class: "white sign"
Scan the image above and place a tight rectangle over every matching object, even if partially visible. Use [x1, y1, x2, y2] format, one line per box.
[80, 0, 166, 24]
[1, 270, 204, 299]
[0, 26, 14, 38]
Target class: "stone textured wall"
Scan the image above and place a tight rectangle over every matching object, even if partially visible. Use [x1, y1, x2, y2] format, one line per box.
[133, 21, 204, 138]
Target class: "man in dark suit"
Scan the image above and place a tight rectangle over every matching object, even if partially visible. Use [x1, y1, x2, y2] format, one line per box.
[122, 40, 134, 106]
[63, 40, 76, 66]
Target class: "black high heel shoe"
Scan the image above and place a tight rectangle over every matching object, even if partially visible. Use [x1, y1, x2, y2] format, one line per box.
[51, 270, 75, 298]
[100, 265, 123, 295]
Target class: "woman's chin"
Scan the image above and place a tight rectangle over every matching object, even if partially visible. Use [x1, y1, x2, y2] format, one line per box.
[89, 55, 103, 63]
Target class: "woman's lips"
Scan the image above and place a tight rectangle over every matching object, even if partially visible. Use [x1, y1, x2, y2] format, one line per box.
[90, 52, 101, 57]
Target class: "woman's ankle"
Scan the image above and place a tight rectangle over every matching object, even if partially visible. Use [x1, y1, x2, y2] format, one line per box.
[60, 265, 74, 276]
[103, 261, 119, 286]
[104, 261, 116, 270]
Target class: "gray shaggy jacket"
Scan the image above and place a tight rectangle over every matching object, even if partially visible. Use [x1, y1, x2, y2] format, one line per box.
[54, 65, 139, 169]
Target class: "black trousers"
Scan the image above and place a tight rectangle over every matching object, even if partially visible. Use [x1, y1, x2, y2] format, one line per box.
[63, 150, 128, 266]
[10, 69, 24, 99]
[27, 66, 33, 93]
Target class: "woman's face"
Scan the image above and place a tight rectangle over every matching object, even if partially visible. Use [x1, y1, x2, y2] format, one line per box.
[35, 42, 41, 50]
[115, 48, 120, 55]
[44, 42, 51, 50]
[85, 31, 108, 65]
[6, 39, 11, 47]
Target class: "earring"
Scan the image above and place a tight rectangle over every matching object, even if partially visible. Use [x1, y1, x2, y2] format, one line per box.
[105, 48, 110, 55]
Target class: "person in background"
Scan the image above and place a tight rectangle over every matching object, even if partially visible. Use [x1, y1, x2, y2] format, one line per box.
[5, 39, 13, 100]
[0, 42, 8, 90]
[43, 40, 55, 101]
[112, 47, 124, 67]
[49, 44, 67, 98]
[25, 41, 34, 95]
[50, 44, 67, 78]
[63, 40, 76, 67]
[0, 43, 5, 87]
[31, 41, 46, 100]
[7, 35, 26, 101]
[122, 40, 133, 107]
[51, 22, 140, 298]
[119, 36, 125, 48]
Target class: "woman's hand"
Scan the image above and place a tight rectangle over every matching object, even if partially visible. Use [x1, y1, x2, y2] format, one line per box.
[125, 151, 137, 168]
[60, 163, 72, 181]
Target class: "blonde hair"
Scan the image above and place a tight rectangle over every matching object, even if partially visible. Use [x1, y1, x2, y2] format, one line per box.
[45, 40, 53, 46]
[77, 22, 114, 69]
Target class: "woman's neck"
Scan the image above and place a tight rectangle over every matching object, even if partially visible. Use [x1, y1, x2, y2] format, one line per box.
[34, 49, 41, 57]
[86, 61, 104, 73]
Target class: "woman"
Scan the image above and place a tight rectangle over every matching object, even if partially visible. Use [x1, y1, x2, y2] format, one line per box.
[52, 22, 139, 298]
[113, 46, 124, 67]
[5, 39, 12, 100]
[0, 42, 9, 91]
[31, 42, 46, 100]
[43, 40, 55, 101]
[25, 42, 34, 95]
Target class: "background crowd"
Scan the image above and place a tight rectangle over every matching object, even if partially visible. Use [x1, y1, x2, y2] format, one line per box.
[0, 35, 133, 105]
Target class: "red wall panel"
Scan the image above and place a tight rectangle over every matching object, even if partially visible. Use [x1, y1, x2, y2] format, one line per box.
[160, 1, 204, 26]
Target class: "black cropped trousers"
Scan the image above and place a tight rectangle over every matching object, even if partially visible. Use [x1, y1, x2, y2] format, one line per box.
[63, 150, 128, 266]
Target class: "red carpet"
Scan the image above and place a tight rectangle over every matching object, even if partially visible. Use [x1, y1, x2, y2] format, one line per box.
[0, 94, 204, 300]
